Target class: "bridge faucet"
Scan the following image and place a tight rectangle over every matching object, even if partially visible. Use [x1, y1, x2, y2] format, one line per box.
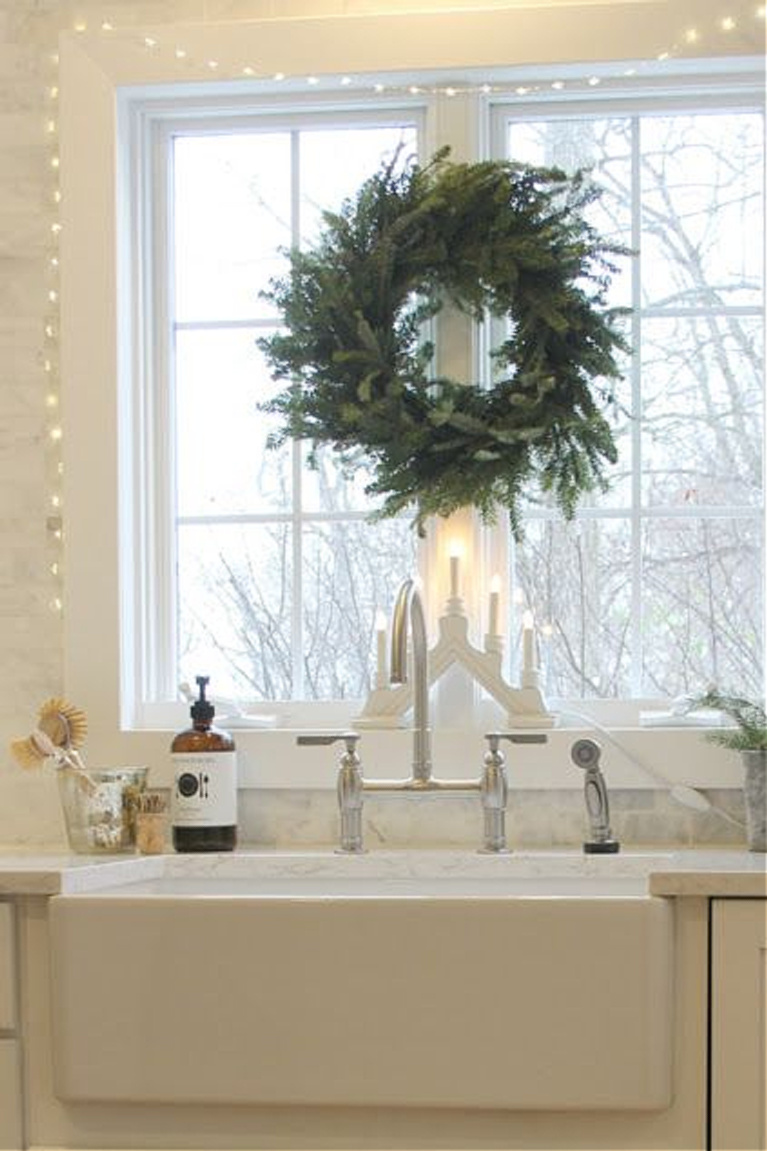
[297, 578, 548, 852]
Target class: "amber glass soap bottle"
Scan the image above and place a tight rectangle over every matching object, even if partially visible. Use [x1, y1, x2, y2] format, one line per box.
[171, 676, 237, 852]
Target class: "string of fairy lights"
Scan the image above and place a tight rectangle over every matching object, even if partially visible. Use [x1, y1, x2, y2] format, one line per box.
[41, 4, 765, 616]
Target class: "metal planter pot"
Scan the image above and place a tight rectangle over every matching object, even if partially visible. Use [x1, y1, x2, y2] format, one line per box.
[742, 750, 767, 852]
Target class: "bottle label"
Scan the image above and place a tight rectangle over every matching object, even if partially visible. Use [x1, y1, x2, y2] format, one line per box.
[171, 752, 237, 827]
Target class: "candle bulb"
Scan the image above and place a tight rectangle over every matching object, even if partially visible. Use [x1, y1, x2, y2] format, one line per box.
[522, 609, 537, 673]
[448, 542, 461, 600]
[488, 574, 501, 637]
[374, 610, 388, 688]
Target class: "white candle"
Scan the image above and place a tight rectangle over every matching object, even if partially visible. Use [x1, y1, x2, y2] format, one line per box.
[448, 542, 462, 599]
[488, 574, 501, 637]
[522, 609, 537, 672]
[374, 610, 388, 687]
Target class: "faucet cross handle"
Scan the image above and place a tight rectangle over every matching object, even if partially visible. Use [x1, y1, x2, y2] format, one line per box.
[297, 732, 359, 753]
[484, 731, 548, 755]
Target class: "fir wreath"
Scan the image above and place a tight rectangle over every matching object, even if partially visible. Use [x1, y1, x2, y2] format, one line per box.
[259, 147, 630, 536]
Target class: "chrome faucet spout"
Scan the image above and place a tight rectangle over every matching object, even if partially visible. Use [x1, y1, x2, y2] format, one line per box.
[390, 578, 432, 784]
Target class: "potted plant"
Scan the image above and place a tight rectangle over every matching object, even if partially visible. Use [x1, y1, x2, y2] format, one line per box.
[689, 689, 766, 852]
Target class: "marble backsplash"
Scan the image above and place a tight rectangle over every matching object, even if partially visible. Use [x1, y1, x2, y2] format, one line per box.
[237, 786, 747, 851]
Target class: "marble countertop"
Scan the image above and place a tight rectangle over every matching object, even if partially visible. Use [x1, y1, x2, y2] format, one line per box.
[0, 847, 764, 897]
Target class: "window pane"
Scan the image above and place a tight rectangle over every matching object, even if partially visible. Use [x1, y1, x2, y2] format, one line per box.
[640, 113, 764, 309]
[178, 523, 293, 701]
[303, 519, 419, 699]
[302, 444, 381, 513]
[642, 316, 763, 507]
[175, 328, 290, 516]
[299, 126, 418, 245]
[507, 117, 633, 309]
[514, 518, 634, 699]
[174, 132, 291, 323]
[515, 336, 634, 513]
[642, 516, 763, 697]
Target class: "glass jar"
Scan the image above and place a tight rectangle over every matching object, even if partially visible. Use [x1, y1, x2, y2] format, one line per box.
[57, 767, 148, 854]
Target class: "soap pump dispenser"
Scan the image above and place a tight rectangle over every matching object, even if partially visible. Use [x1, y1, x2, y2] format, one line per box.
[171, 676, 237, 852]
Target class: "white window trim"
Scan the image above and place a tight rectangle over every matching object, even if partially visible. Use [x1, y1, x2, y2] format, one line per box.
[59, 5, 763, 788]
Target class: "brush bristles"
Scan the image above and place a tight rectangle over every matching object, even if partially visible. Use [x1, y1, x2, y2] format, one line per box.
[38, 697, 88, 749]
[10, 737, 46, 770]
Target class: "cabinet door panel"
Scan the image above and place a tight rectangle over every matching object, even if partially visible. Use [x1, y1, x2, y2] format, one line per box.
[0, 1040, 22, 1149]
[0, 903, 15, 1031]
[712, 899, 767, 1151]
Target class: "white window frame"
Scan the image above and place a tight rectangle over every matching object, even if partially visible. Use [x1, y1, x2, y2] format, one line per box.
[59, 6, 764, 789]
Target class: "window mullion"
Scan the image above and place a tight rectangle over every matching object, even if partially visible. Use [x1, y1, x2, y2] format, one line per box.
[630, 114, 643, 697]
[290, 128, 304, 700]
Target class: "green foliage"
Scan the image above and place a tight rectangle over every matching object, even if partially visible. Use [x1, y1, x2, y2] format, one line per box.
[690, 689, 767, 752]
[259, 147, 631, 535]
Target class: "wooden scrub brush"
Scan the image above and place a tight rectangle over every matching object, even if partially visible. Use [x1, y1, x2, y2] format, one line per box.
[11, 697, 88, 772]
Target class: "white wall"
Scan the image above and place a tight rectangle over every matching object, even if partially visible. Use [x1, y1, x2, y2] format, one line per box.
[0, 0, 760, 846]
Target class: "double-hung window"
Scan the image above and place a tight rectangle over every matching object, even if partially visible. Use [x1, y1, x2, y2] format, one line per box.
[490, 89, 764, 703]
[138, 102, 423, 719]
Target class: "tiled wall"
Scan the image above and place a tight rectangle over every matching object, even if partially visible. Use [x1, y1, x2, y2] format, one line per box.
[0, 1, 751, 849]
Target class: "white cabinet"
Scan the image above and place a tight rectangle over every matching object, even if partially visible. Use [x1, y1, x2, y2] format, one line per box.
[711, 899, 767, 1151]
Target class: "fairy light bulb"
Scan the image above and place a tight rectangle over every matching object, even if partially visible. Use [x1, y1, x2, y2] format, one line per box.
[174, 47, 187, 59]
[684, 27, 700, 42]
[720, 15, 736, 30]
[50, 426, 62, 442]
[143, 37, 157, 48]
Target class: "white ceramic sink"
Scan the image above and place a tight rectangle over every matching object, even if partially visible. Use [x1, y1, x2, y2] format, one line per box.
[49, 850, 674, 1112]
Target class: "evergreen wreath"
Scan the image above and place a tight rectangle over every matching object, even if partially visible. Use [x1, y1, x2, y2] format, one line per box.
[259, 147, 630, 536]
